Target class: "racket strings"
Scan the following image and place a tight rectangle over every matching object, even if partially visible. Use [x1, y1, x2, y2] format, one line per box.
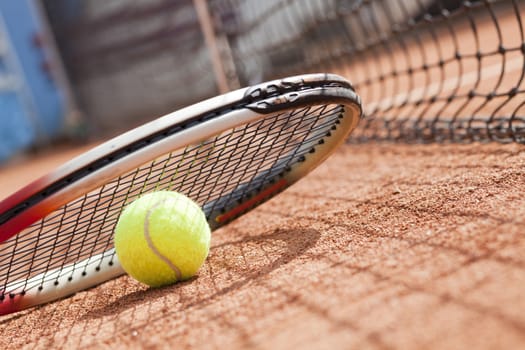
[0, 103, 344, 295]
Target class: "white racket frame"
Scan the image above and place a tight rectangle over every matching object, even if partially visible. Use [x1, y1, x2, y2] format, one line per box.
[0, 73, 361, 315]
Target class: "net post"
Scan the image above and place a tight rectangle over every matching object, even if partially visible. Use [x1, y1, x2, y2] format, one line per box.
[193, 0, 231, 94]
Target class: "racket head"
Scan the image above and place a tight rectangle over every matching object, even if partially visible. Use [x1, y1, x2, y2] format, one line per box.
[0, 73, 362, 315]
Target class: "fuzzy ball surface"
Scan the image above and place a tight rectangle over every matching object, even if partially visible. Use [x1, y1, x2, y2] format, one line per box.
[114, 191, 211, 287]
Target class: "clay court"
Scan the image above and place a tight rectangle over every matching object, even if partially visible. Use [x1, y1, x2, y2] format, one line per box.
[0, 141, 524, 349]
[1, 1, 524, 349]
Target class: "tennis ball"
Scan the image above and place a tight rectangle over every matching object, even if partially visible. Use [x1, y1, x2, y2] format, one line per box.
[114, 191, 211, 287]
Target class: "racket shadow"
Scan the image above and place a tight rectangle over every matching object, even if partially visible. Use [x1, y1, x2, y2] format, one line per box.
[79, 227, 320, 321]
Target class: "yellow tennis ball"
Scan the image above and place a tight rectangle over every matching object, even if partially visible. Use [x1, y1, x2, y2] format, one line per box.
[114, 191, 211, 287]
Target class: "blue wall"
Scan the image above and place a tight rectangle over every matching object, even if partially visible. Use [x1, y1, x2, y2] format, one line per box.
[0, 0, 65, 163]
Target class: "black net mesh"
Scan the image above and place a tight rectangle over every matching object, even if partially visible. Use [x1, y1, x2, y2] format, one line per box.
[0, 103, 345, 295]
[210, 0, 524, 143]
[44, 0, 524, 143]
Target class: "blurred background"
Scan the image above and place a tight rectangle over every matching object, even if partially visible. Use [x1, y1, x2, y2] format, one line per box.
[0, 0, 522, 164]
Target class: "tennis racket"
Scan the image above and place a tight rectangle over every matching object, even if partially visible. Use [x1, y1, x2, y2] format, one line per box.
[0, 73, 362, 315]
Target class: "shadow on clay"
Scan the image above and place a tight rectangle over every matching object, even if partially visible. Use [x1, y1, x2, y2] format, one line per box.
[80, 227, 321, 321]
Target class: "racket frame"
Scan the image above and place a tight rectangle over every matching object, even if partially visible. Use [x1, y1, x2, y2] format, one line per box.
[0, 73, 362, 315]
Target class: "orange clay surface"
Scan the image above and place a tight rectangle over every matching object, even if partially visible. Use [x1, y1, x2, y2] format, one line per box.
[0, 142, 524, 349]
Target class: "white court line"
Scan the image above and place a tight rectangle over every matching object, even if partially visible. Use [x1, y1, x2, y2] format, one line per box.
[366, 56, 524, 112]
